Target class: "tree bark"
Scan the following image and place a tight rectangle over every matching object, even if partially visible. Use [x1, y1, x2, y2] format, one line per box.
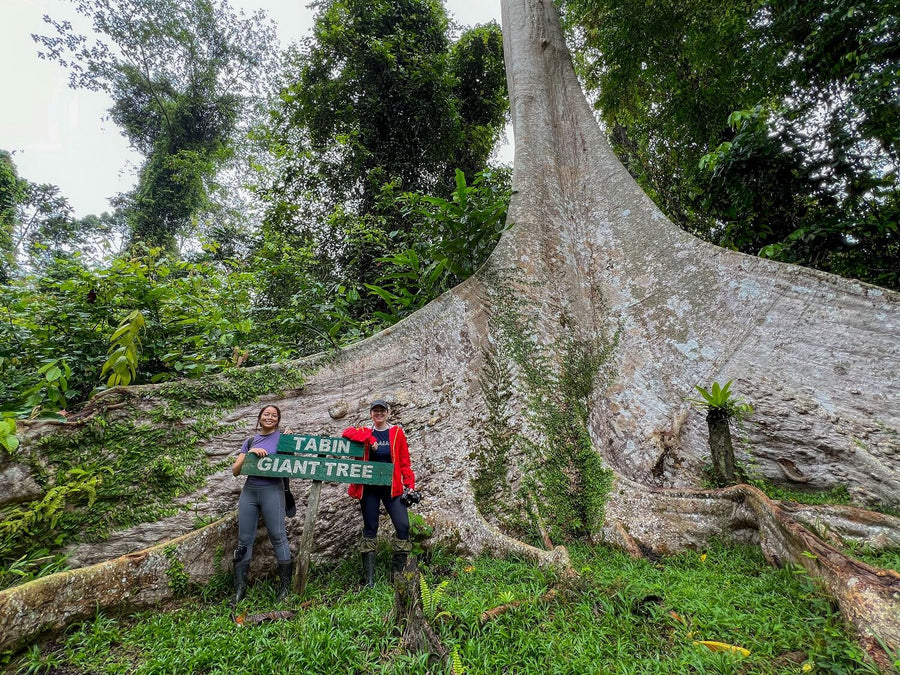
[707, 413, 735, 485]
[7, 0, 900, 659]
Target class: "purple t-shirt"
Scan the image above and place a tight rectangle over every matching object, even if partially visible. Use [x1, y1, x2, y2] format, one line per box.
[241, 431, 282, 486]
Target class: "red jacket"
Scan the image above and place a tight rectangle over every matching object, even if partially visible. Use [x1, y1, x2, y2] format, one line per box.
[343, 425, 415, 498]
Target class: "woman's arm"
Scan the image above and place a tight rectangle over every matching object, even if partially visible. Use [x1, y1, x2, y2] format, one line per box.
[232, 444, 268, 477]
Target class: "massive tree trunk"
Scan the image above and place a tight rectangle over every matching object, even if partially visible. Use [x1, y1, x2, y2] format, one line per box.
[3, 0, 898, 660]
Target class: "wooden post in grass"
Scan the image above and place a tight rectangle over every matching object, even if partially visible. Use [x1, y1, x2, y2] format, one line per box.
[241, 433, 392, 596]
[294, 478, 322, 595]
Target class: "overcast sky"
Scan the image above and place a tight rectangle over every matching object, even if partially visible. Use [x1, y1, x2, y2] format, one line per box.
[0, 0, 507, 218]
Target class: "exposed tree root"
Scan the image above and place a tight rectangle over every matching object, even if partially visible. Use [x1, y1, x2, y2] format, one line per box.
[480, 587, 559, 624]
[779, 502, 900, 550]
[0, 515, 237, 654]
[612, 522, 645, 559]
[603, 476, 900, 659]
[1, 481, 897, 665]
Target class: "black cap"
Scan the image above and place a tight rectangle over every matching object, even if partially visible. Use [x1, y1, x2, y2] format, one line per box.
[370, 400, 389, 411]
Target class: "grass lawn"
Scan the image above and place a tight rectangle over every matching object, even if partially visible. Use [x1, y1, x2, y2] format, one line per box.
[9, 541, 895, 674]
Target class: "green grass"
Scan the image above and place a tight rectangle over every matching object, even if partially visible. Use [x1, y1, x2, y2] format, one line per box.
[842, 543, 900, 573]
[13, 542, 894, 675]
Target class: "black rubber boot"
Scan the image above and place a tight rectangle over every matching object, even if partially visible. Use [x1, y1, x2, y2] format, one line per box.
[233, 561, 250, 605]
[276, 560, 294, 601]
[361, 552, 376, 588]
[390, 551, 408, 583]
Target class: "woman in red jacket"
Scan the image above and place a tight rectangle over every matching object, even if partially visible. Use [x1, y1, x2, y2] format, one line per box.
[344, 400, 416, 587]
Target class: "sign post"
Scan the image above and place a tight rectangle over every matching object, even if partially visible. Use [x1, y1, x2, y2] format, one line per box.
[241, 433, 390, 595]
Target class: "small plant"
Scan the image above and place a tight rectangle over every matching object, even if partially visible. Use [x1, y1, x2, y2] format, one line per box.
[408, 512, 434, 557]
[449, 645, 466, 674]
[15, 644, 60, 675]
[0, 549, 69, 590]
[163, 544, 190, 596]
[20, 359, 72, 416]
[101, 309, 145, 387]
[0, 416, 18, 453]
[689, 380, 752, 486]
[419, 575, 451, 621]
[0, 467, 109, 561]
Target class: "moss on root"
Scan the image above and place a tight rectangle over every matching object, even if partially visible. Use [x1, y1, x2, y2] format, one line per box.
[473, 272, 616, 546]
[1, 364, 307, 582]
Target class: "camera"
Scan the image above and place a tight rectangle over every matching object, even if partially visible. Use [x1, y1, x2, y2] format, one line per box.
[400, 488, 421, 507]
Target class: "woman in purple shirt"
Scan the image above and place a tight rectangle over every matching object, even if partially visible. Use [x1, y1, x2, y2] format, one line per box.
[231, 405, 292, 604]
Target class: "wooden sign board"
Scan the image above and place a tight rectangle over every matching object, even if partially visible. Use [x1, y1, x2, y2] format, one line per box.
[241, 452, 392, 485]
[277, 434, 364, 457]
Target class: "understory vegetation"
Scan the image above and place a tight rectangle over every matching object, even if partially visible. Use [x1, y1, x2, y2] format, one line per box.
[0, 365, 306, 589]
[9, 543, 893, 674]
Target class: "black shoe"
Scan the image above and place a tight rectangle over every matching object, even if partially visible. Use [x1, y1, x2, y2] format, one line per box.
[361, 552, 376, 588]
[233, 561, 250, 605]
[276, 560, 294, 601]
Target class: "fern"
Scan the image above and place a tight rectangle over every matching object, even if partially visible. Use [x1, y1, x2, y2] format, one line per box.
[419, 575, 451, 620]
[450, 646, 466, 675]
[0, 467, 111, 557]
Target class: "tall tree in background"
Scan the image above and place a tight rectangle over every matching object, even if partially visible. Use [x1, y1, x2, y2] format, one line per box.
[34, 0, 277, 252]
[0, 152, 21, 282]
[255, 0, 508, 307]
[559, 0, 900, 290]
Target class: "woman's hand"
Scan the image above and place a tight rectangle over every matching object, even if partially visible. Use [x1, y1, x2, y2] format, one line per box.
[249, 447, 268, 457]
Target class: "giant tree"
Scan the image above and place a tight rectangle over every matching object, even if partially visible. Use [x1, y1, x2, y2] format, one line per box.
[3, 0, 899, 664]
[34, 0, 277, 251]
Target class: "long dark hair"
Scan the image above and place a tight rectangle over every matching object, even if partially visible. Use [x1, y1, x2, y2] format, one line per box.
[255, 405, 282, 431]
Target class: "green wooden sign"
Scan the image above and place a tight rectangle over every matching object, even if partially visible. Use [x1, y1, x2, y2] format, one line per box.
[242, 453, 392, 485]
[277, 434, 364, 457]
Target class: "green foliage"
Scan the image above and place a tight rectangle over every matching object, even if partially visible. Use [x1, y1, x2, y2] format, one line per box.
[841, 542, 900, 573]
[471, 342, 514, 519]
[14, 644, 61, 675]
[163, 544, 190, 596]
[473, 273, 617, 544]
[748, 477, 852, 507]
[31, 543, 881, 674]
[1, 416, 19, 453]
[254, 1, 508, 325]
[688, 380, 753, 423]
[0, 250, 268, 411]
[449, 646, 466, 675]
[0, 466, 110, 561]
[0, 151, 21, 281]
[408, 513, 434, 557]
[365, 169, 512, 324]
[101, 310, 145, 387]
[419, 575, 451, 620]
[0, 549, 69, 591]
[559, 0, 900, 290]
[34, 0, 277, 251]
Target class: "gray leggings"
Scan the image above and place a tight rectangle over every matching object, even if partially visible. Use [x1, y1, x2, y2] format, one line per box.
[236, 482, 291, 563]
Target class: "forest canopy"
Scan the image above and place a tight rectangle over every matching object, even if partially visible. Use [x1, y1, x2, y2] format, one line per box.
[559, 0, 900, 290]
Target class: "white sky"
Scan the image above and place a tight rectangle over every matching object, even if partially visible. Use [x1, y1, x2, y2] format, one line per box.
[0, 0, 507, 218]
